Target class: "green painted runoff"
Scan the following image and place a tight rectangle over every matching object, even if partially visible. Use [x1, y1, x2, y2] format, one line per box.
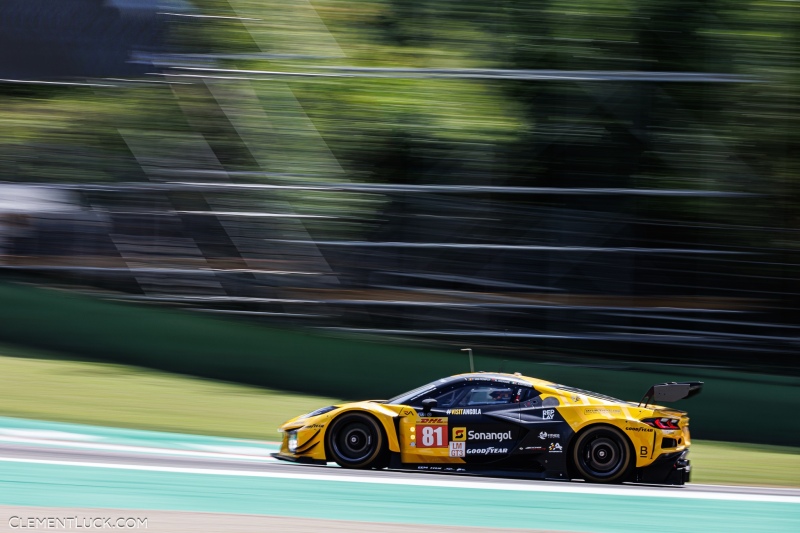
[0, 461, 797, 533]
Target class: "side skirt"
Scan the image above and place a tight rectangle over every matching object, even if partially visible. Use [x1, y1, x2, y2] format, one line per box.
[388, 454, 568, 481]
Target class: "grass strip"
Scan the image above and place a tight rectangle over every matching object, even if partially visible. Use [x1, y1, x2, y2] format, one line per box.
[0, 345, 338, 441]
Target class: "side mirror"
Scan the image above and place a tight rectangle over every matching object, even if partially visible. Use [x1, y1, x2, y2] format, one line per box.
[421, 398, 438, 415]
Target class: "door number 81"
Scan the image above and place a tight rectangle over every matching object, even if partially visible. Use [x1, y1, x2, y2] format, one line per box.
[416, 424, 448, 448]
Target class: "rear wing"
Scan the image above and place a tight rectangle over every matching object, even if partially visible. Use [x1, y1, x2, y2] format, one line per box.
[638, 382, 703, 408]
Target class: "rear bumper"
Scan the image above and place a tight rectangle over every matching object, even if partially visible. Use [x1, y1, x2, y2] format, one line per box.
[634, 450, 691, 485]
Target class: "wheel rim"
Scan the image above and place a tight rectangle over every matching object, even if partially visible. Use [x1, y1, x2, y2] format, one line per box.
[333, 421, 375, 462]
[578, 432, 625, 478]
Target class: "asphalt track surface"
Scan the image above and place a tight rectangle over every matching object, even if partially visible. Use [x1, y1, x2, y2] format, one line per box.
[0, 441, 797, 499]
[0, 418, 798, 532]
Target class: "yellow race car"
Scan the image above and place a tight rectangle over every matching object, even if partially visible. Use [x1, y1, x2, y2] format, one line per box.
[273, 372, 702, 485]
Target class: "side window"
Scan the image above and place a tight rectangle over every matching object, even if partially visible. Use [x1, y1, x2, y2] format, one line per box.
[518, 387, 539, 404]
[410, 383, 537, 408]
[459, 386, 517, 406]
[432, 387, 462, 408]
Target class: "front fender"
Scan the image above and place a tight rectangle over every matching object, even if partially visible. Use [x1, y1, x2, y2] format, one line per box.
[332, 403, 403, 453]
[284, 402, 404, 462]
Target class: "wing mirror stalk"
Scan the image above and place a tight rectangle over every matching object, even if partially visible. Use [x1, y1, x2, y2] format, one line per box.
[421, 398, 438, 416]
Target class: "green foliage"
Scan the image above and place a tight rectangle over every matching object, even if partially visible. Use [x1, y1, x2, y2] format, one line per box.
[1, 0, 796, 220]
[0, 1, 797, 364]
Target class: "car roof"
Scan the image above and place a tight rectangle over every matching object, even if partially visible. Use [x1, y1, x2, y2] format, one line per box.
[449, 372, 555, 389]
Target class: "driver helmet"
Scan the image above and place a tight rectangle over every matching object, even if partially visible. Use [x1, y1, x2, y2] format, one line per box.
[490, 389, 513, 401]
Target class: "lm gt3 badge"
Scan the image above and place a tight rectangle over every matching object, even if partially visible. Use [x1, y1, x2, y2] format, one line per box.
[449, 441, 466, 457]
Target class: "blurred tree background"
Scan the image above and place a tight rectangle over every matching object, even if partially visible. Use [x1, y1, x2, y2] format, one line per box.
[0, 0, 797, 373]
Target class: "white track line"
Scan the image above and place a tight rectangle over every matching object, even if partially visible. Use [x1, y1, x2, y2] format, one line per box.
[0, 456, 797, 504]
[0, 430, 101, 441]
[0, 437, 276, 462]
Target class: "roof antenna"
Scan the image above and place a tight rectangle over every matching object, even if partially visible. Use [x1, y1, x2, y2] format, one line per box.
[461, 348, 475, 373]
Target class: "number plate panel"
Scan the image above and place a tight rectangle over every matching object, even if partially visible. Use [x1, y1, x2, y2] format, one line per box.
[415, 423, 449, 448]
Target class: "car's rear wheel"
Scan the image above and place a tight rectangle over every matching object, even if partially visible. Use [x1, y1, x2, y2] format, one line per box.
[326, 412, 388, 469]
[571, 425, 633, 484]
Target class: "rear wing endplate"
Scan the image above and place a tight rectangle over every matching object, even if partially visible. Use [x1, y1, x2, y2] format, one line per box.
[638, 381, 703, 408]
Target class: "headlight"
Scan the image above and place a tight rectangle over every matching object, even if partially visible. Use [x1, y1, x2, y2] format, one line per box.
[287, 431, 298, 453]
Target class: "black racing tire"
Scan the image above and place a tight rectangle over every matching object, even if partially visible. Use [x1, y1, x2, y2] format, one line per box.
[570, 425, 633, 484]
[326, 412, 388, 469]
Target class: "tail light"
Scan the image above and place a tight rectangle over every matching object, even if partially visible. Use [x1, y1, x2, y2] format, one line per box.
[643, 417, 681, 430]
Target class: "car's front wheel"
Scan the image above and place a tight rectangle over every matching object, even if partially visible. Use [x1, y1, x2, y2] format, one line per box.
[571, 425, 633, 483]
[326, 412, 388, 469]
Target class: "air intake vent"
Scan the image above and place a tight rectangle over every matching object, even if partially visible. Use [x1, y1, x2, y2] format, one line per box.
[662, 438, 678, 449]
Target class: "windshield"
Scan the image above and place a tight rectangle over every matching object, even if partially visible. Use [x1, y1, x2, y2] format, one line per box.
[385, 379, 441, 405]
